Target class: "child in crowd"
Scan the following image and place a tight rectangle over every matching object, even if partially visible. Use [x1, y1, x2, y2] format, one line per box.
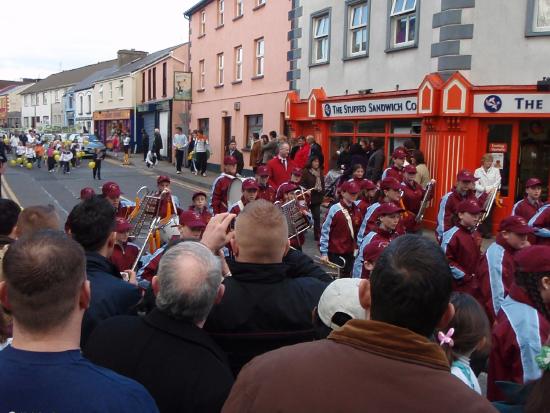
[487, 245, 550, 401]
[438, 293, 491, 395]
[277, 182, 312, 251]
[46, 145, 56, 172]
[60, 146, 73, 174]
[16, 143, 26, 165]
[25, 144, 35, 165]
[355, 179, 377, 218]
[34, 141, 44, 169]
[188, 191, 213, 226]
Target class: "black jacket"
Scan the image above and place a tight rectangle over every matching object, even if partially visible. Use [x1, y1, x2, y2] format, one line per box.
[84, 309, 234, 413]
[308, 142, 324, 167]
[81, 252, 141, 346]
[153, 132, 163, 151]
[300, 168, 325, 206]
[226, 149, 244, 175]
[204, 261, 328, 374]
[366, 148, 385, 182]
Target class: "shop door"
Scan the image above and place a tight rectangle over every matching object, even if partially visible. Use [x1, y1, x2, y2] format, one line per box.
[223, 116, 232, 153]
[143, 113, 155, 151]
[518, 120, 550, 201]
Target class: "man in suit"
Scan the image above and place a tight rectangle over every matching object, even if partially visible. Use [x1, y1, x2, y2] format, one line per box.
[226, 140, 244, 176]
[84, 241, 234, 413]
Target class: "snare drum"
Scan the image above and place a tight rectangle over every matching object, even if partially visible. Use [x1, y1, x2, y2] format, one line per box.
[227, 177, 246, 208]
[159, 215, 180, 244]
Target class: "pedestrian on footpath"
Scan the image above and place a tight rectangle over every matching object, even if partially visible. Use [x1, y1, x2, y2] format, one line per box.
[173, 126, 188, 174]
[93, 148, 105, 180]
[122, 133, 131, 166]
[153, 129, 163, 162]
[141, 129, 149, 162]
[194, 129, 208, 177]
[60, 146, 73, 174]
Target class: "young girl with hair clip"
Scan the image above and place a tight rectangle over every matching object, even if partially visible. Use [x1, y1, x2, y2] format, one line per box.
[437, 293, 491, 395]
[487, 245, 550, 402]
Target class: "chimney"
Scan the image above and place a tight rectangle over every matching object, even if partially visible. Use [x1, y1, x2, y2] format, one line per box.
[117, 49, 148, 67]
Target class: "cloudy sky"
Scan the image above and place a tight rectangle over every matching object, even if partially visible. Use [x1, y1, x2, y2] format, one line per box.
[1, 0, 197, 80]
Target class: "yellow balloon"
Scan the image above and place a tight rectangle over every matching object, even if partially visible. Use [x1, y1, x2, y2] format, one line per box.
[83, 140, 89, 145]
[88, 161, 96, 169]
[53, 150, 60, 156]
[26, 163, 33, 169]
[16, 157, 23, 164]
[54, 154, 61, 162]
[3, 138, 8, 144]
[80, 151, 85, 157]
[9, 159, 16, 166]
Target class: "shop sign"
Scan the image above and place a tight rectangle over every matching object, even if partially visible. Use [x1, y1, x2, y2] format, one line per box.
[474, 94, 550, 114]
[489, 143, 507, 153]
[93, 109, 131, 121]
[322, 97, 417, 118]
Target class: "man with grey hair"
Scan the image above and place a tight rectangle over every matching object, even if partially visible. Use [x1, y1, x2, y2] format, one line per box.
[84, 241, 234, 413]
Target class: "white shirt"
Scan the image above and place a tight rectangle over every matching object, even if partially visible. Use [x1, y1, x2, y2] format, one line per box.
[474, 166, 501, 196]
[123, 136, 131, 146]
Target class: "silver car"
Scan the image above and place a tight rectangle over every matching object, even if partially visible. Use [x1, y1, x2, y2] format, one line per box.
[81, 134, 106, 157]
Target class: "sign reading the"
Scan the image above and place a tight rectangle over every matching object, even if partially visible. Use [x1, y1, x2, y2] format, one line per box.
[322, 97, 417, 118]
[474, 94, 550, 114]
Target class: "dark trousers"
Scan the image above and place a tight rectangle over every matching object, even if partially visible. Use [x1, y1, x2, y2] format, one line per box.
[196, 152, 207, 174]
[142, 147, 148, 161]
[155, 149, 162, 162]
[61, 161, 70, 173]
[328, 252, 355, 278]
[47, 157, 55, 171]
[311, 203, 321, 240]
[93, 160, 102, 180]
[479, 208, 494, 238]
[175, 149, 184, 172]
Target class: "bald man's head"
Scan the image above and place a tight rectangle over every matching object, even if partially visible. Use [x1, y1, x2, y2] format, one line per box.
[233, 200, 288, 263]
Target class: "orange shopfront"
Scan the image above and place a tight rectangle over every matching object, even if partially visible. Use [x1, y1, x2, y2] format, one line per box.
[286, 72, 550, 231]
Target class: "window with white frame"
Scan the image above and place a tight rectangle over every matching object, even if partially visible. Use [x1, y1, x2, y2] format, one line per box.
[348, 2, 369, 56]
[87, 95, 92, 114]
[24, 95, 29, 107]
[31, 94, 36, 106]
[79, 95, 83, 115]
[200, 10, 206, 35]
[109, 82, 113, 100]
[390, 0, 417, 47]
[119, 80, 124, 98]
[218, 0, 224, 26]
[199, 60, 205, 89]
[312, 13, 330, 64]
[99, 85, 104, 101]
[529, 0, 550, 33]
[255, 38, 264, 76]
[43, 92, 48, 105]
[217, 53, 224, 85]
[235, 46, 243, 81]
[235, 0, 243, 17]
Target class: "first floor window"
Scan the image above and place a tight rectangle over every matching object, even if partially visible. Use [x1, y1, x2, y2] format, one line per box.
[349, 2, 368, 56]
[218, 0, 224, 25]
[255, 38, 264, 76]
[87, 95, 92, 114]
[235, 46, 243, 81]
[200, 10, 206, 35]
[390, 0, 417, 46]
[235, 0, 243, 17]
[119, 80, 124, 98]
[79, 95, 83, 115]
[217, 53, 224, 85]
[312, 13, 330, 63]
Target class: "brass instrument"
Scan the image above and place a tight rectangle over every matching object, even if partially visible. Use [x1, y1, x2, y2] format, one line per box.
[474, 184, 500, 231]
[131, 216, 161, 272]
[314, 256, 346, 280]
[275, 188, 313, 240]
[415, 180, 436, 223]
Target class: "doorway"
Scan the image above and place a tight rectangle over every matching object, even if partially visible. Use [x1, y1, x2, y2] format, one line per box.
[222, 116, 232, 154]
[518, 120, 550, 201]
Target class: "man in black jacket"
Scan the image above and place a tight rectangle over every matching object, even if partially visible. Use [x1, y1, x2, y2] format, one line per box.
[366, 140, 385, 183]
[225, 140, 244, 175]
[204, 200, 329, 374]
[306, 135, 324, 168]
[66, 197, 141, 345]
[153, 128, 163, 161]
[84, 241, 234, 413]
[141, 129, 149, 162]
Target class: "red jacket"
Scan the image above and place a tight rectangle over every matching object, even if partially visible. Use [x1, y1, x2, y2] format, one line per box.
[257, 183, 276, 203]
[487, 284, 550, 401]
[229, 198, 249, 216]
[355, 199, 371, 220]
[529, 203, 550, 246]
[400, 181, 426, 233]
[320, 201, 362, 256]
[138, 246, 167, 282]
[188, 205, 213, 225]
[211, 174, 234, 214]
[436, 189, 486, 240]
[294, 143, 310, 169]
[157, 194, 182, 219]
[441, 224, 481, 297]
[512, 197, 542, 222]
[382, 165, 404, 182]
[110, 242, 139, 273]
[353, 227, 397, 279]
[267, 156, 296, 188]
[357, 200, 406, 245]
[476, 235, 517, 324]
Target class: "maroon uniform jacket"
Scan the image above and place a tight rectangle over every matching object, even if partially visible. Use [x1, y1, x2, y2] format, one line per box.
[436, 189, 487, 240]
[110, 241, 139, 273]
[229, 197, 249, 216]
[512, 197, 542, 222]
[358, 228, 396, 279]
[320, 200, 362, 256]
[382, 165, 404, 182]
[355, 199, 371, 220]
[529, 203, 550, 246]
[116, 205, 134, 219]
[487, 284, 550, 401]
[267, 156, 296, 188]
[157, 194, 182, 219]
[211, 174, 235, 214]
[188, 205, 213, 225]
[257, 183, 276, 203]
[441, 224, 481, 298]
[358, 200, 406, 243]
[400, 180, 426, 233]
[476, 235, 517, 324]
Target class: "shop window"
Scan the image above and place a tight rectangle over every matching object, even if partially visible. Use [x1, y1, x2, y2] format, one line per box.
[518, 120, 550, 199]
[246, 114, 263, 148]
[487, 124, 513, 198]
[527, 0, 550, 35]
[358, 119, 385, 133]
[330, 121, 354, 133]
[198, 118, 210, 138]
[346, 1, 369, 58]
[388, 0, 418, 50]
[391, 119, 420, 135]
[311, 10, 331, 65]
[329, 136, 354, 170]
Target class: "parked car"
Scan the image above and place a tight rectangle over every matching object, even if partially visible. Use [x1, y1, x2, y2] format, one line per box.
[81, 134, 106, 157]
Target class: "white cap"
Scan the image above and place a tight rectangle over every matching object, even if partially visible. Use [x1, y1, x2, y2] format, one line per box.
[318, 278, 366, 330]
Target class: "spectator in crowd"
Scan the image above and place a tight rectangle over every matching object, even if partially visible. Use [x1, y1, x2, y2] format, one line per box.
[0, 230, 158, 412]
[204, 200, 328, 374]
[365, 139, 385, 182]
[141, 128, 149, 162]
[267, 142, 296, 187]
[411, 149, 431, 188]
[194, 129, 209, 177]
[66, 196, 141, 345]
[249, 133, 262, 173]
[261, 131, 278, 164]
[226, 140, 244, 176]
[85, 242, 234, 413]
[15, 204, 60, 237]
[173, 126, 188, 174]
[336, 143, 351, 172]
[307, 135, 324, 168]
[222, 235, 496, 413]
[0, 199, 21, 281]
[294, 136, 310, 169]
[153, 128, 163, 161]
[301, 155, 325, 241]
[475, 153, 502, 238]
[348, 143, 368, 175]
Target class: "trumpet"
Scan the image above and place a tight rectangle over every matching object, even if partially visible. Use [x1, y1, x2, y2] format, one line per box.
[314, 256, 346, 279]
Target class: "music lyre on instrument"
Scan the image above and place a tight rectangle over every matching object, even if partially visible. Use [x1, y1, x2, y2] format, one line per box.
[314, 255, 346, 280]
[131, 216, 161, 272]
[275, 188, 313, 240]
[473, 184, 500, 232]
[415, 180, 436, 223]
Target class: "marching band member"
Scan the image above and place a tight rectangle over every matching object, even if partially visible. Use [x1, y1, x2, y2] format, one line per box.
[229, 178, 259, 216]
[256, 165, 276, 203]
[138, 210, 206, 282]
[440, 199, 483, 297]
[210, 156, 238, 214]
[109, 218, 139, 274]
[79, 187, 96, 201]
[436, 169, 487, 242]
[381, 147, 407, 181]
[155, 176, 182, 219]
[474, 154, 501, 238]
[513, 177, 543, 222]
[355, 179, 377, 218]
[528, 202, 550, 246]
[476, 216, 533, 324]
[400, 165, 434, 234]
[353, 202, 402, 279]
[357, 177, 404, 246]
[188, 191, 212, 225]
[320, 181, 362, 278]
[275, 167, 305, 200]
[277, 182, 312, 251]
[487, 245, 550, 401]
[100, 181, 135, 219]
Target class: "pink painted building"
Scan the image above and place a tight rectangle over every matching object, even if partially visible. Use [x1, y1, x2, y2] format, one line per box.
[184, 0, 291, 171]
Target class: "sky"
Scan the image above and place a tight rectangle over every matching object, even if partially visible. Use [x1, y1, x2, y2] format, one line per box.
[0, 0, 198, 81]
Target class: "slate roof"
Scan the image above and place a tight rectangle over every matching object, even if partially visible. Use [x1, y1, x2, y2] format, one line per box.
[73, 66, 118, 92]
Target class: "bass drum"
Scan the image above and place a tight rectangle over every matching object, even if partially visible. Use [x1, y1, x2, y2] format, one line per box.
[159, 215, 180, 244]
[227, 177, 245, 209]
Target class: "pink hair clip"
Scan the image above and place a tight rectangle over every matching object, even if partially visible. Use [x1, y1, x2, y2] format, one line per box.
[438, 328, 455, 347]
